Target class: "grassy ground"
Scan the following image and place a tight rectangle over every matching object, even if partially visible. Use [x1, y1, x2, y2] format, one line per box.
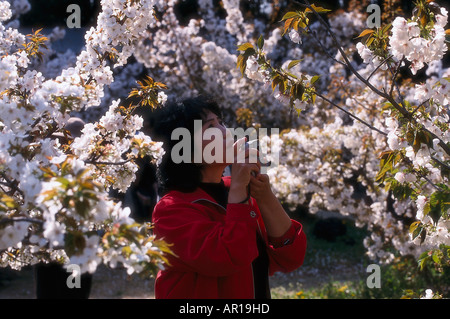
[269, 210, 370, 299]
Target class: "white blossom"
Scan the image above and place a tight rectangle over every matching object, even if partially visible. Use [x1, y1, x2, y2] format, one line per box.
[289, 29, 302, 44]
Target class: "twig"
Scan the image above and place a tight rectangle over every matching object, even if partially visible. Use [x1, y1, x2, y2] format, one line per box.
[367, 55, 393, 82]
[85, 159, 132, 166]
[315, 92, 388, 136]
[431, 156, 450, 172]
[305, 24, 346, 67]
[261, 55, 387, 136]
[388, 59, 405, 102]
[400, 153, 444, 192]
[410, 99, 430, 117]
[422, 175, 443, 192]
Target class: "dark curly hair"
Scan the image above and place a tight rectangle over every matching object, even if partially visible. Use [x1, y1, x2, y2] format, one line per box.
[151, 95, 223, 195]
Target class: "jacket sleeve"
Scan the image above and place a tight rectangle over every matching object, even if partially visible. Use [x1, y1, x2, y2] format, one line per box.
[266, 219, 307, 275]
[250, 200, 307, 275]
[152, 198, 260, 277]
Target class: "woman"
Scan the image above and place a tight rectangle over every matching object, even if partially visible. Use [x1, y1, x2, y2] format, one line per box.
[151, 96, 307, 299]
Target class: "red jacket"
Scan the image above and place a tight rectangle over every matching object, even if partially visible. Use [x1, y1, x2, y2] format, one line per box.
[152, 176, 307, 299]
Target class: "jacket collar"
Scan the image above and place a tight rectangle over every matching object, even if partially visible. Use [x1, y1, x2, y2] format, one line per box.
[163, 176, 232, 209]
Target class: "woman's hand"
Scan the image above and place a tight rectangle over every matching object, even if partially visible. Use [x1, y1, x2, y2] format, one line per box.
[228, 138, 260, 204]
[250, 172, 293, 237]
[249, 173, 273, 204]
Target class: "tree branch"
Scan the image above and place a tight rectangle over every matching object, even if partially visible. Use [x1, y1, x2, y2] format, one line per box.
[0, 217, 43, 226]
[0, 172, 24, 198]
[399, 153, 444, 192]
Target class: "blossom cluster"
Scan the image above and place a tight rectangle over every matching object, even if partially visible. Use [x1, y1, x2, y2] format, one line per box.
[266, 118, 420, 263]
[356, 42, 389, 73]
[376, 7, 450, 252]
[75, 0, 161, 109]
[71, 99, 164, 193]
[389, 8, 448, 75]
[29, 155, 167, 274]
[0, 0, 167, 275]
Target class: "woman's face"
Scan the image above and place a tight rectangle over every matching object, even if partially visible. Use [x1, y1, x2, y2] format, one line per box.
[200, 110, 234, 165]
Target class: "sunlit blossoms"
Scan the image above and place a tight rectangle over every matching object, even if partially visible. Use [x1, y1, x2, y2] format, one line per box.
[71, 99, 164, 192]
[289, 29, 302, 44]
[0, 0, 168, 276]
[389, 8, 448, 74]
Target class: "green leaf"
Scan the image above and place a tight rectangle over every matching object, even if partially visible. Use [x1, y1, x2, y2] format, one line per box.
[419, 227, 427, 244]
[432, 252, 440, 264]
[292, 82, 305, 100]
[356, 29, 375, 38]
[391, 181, 413, 201]
[281, 11, 300, 21]
[419, 256, 428, 270]
[428, 191, 450, 224]
[381, 102, 394, 112]
[287, 59, 302, 69]
[382, 23, 392, 33]
[283, 18, 295, 35]
[304, 4, 331, 14]
[56, 177, 70, 188]
[64, 231, 86, 257]
[278, 79, 287, 94]
[366, 36, 375, 47]
[298, 20, 308, 29]
[409, 221, 421, 234]
[271, 75, 283, 92]
[257, 35, 264, 49]
[75, 199, 90, 218]
[376, 150, 396, 183]
[310, 75, 321, 86]
[410, 221, 426, 244]
[428, 205, 441, 224]
[237, 43, 254, 52]
[236, 47, 256, 76]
